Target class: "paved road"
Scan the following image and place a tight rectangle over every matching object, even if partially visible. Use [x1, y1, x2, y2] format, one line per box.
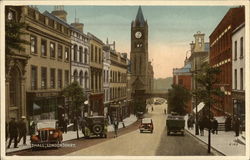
[68, 102, 213, 156]
[9, 100, 213, 156]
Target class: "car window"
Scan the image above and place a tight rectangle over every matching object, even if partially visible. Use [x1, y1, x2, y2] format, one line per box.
[142, 118, 152, 123]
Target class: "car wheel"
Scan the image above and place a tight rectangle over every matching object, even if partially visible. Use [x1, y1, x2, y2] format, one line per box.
[92, 124, 103, 135]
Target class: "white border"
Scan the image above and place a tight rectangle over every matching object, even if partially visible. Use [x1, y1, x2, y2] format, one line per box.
[1, 1, 249, 160]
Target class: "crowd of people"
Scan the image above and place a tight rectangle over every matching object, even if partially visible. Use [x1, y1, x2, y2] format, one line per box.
[6, 116, 28, 148]
[187, 114, 242, 137]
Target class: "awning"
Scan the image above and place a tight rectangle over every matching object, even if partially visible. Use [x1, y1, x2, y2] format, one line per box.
[193, 102, 205, 113]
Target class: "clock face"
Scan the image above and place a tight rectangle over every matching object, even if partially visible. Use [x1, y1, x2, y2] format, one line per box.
[135, 31, 142, 39]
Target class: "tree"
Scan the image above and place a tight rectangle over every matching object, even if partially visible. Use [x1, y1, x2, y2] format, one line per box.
[193, 62, 224, 153]
[61, 81, 87, 139]
[167, 84, 191, 115]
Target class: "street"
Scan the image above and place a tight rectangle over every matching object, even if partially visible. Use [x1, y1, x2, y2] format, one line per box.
[67, 102, 212, 156]
[8, 102, 213, 156]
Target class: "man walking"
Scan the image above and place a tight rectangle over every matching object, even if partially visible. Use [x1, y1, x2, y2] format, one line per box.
[113, 119, 119, 138]
[7, 117, 19, 148]
[18, 116, 27, 145]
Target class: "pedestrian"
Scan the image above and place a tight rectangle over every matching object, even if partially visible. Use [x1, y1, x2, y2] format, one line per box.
[187, 118, 191, 130]
[164, 108, 166, 115]
[113, 120, 119, 138]
[199, 118, 204, 136]
[151, 106, 154, 112]
[18, 116, 27, 145]
[7, 117, 19, 148]
[212, 118, 218, 134]
[234, 117, 240, 137]
[29, 121, 36, 135]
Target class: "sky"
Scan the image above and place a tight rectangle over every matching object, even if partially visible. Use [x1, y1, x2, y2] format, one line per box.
[37, 5, 233, 78]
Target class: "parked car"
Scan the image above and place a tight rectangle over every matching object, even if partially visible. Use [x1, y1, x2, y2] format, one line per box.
[166, 113, 185, 136]
[30, 120, 63, 149]
[139, 118, 154, 133]
[82, 116, 108, 138]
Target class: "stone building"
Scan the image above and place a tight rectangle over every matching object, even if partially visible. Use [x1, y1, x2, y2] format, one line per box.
[87, 32, 104, 116]
[5, 6, 30, 121]
[14, 6, 72, 121]
[109, 48, 128, 121]
[232, 23, 245, 122]
[188, 31, 209, 114]
[209, 6, 245, 116]
[102, 39, 112, 117]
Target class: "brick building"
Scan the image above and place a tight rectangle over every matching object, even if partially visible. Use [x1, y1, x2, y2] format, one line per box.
[209, 6, 245, 116]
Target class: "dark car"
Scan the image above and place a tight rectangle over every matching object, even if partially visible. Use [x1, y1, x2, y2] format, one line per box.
[139, 118, 154, 133]
[82, 116, 108, 138]
[166, 114, 185, 136]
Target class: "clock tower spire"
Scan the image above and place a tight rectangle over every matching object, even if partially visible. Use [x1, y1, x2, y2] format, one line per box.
[130, 6, 149, 93]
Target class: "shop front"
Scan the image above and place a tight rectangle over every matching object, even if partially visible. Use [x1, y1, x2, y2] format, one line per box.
[26, 91, 64, 121]
[89, 93, 104, 116]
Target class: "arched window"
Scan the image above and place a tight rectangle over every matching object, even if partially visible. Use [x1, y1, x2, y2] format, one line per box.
[84, 48, 88, 64]
[84, 71, 88, 89]
[73, 70, 78, 82]
[79, 71, 83, 86]
[10, 67, 21, 107]
[79, 47, 83, 63]
[74, 45, 77, 62]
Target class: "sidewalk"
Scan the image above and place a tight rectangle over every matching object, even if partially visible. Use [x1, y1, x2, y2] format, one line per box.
[6, 114, 138, 153]
[185, 116, 245, 156]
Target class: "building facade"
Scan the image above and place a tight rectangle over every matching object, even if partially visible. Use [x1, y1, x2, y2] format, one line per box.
[103, 40, 112, 117]
[173, 62, 192, 113]
[21, 6, 72, 121]
[5, 6, 30, 121]
[88, 33, 104, 116]
[189, 31, 209, 114]
[232, 23, 245, 122]
[109, 49, 128, 121]
[209, 6, 245, 116]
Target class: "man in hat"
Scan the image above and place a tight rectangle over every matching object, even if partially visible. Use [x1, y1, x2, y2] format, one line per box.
[7, 117, 19, 148]
[18, 116, 27, 145]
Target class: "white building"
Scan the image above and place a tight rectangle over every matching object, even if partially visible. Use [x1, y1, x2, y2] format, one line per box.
[102, 39, 112, 117]
[232, 23, 245, 119]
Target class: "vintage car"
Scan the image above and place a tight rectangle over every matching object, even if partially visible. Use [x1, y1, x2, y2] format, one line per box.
[82, 116, 108, 138]
[139, 118, 154, 133]
[166, 113, 185, 136]
[30, 120, 63, 148]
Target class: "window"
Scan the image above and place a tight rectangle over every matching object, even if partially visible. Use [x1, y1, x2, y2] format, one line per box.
[234, 41, 237, 60]
[179, 79, 183, 85]
[84, 48, 88, 64]
[30, 35, 37, 54]
[7, 9, 16, 21]
[79, 47, 83, 63]
[84, 71, 88, 89]
[50, 42, 55, 58]
[99, 48, 101, 63]
[73, 70, 78, 82]
[79, 71, 83, 86]
[74, 45, 77, 62]
[41, 67, 47, 89]
[240, 37, 243, 58]
[41, 39, 47, 56]
[65, 70, 69, 86]
[91, 44, 94, 62]
[234, 69, 237, 90]
[240, 68, 243, 90]
[65, 47, 69, 61]
[58, 44, 63, 59]
[31, 66, 37, 90]
[95, 46, 97, 62]
[58, 69, 62, 89]
[48, 19, 54, 28]
[50, 68, 55, 88]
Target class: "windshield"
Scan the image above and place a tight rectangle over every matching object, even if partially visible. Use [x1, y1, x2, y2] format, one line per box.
[142, 118, 152, 123]
[37, 121, 56, 129]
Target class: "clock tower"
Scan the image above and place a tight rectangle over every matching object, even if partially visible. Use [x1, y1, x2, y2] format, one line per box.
[130, 6, 149, 93]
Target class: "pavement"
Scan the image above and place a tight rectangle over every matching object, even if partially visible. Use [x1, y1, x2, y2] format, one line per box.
[5, 114, 138, 154]
[184, 115, 246, 156]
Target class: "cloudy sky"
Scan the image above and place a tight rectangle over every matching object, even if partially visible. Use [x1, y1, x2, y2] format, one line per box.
[37, 5, 233, 78]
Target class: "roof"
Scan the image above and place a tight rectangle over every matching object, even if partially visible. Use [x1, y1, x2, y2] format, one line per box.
[135, 6, 145, 26]
[43, 11, 71, 28]
[173, 63, 191, 74]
